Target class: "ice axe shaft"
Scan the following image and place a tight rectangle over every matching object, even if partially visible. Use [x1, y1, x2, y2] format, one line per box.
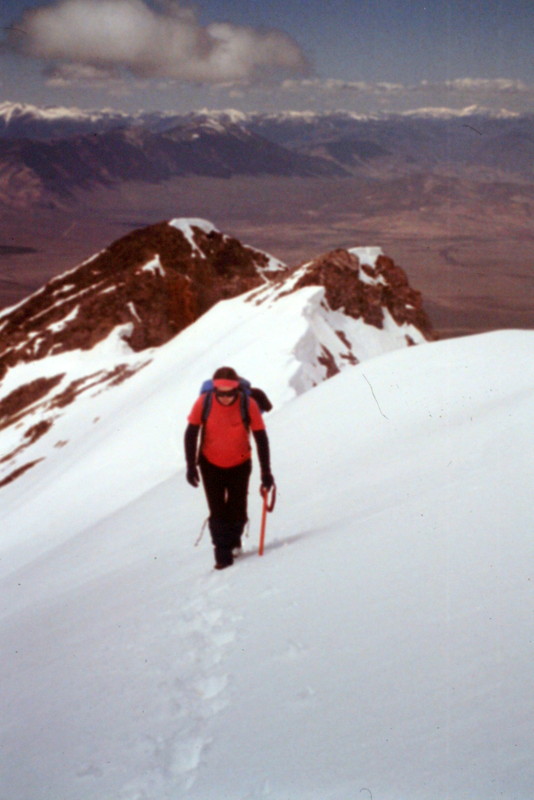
[258, 484, 276, 556]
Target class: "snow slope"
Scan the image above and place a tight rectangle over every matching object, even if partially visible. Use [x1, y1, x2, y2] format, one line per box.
[1, 312, 533, 798]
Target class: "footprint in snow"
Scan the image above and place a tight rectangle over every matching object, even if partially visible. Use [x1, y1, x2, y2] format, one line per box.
[194, 673, 229, 700]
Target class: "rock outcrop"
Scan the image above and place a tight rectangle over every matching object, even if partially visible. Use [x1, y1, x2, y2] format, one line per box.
[283, 247, 434, 341]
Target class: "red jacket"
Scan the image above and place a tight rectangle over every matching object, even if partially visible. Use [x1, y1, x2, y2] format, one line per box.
[188, 395, 265, 468]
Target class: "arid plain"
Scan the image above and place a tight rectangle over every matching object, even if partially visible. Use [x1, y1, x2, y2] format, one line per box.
[1, 172, 532, 338]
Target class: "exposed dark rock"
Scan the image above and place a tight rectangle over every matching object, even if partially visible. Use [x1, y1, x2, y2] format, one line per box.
[0, 458, 45, 488]
[318, 346, 341, 378]
[24, 419, 53, 444]
[0, 375, 65, 427]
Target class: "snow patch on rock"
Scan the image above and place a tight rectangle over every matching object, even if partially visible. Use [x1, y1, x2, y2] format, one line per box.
[140, 256, 166, 277]
[168, 218, 219, 257]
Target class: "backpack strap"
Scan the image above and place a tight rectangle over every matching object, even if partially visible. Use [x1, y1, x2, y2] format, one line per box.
[201, 388, 250, 430]
[239, 389, 251, 429]
[201, 390, 213, 425]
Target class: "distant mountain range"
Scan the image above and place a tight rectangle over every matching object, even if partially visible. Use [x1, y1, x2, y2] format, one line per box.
[0, 118, 346, 207]
[0, 102, 532, 208]
[0, 101, 527, 139]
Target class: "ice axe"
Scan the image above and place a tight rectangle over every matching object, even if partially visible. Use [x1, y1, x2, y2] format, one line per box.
[258, 483, 276, 556]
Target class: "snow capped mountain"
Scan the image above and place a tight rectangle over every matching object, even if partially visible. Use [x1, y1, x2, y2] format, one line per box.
[0, 102, 524, 140]
[0, 100, 132, 138]
[3, 216, 532, 800]
[184, 108, 251, 128]
[0, 101, 186, 138]
[0, 100, 114, 122]
[0, 219, 433, 494]
[0, 253, 532, 798]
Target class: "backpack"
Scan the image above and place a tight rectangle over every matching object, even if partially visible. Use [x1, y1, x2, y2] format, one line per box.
[199, 377, 272, 430]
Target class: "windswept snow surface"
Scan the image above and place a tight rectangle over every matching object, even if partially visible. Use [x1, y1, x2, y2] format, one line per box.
[1, 324, 534, 800]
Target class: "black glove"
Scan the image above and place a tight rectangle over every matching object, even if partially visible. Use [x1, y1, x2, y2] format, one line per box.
[261, 472, 274, 491]
[187, 466, 200, 487]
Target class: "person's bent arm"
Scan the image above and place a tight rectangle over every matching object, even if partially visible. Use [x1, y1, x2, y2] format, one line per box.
[253, 429, 274, 489]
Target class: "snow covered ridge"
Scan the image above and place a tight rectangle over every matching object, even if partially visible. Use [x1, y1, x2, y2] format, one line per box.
[239, 245, 435, 394]
[248, 246, 434, 346]
[0, 218, 433, 490]
[0, 101, 181, 138]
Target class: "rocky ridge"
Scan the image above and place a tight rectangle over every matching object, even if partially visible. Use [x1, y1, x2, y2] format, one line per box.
[0, 218, 434, 488]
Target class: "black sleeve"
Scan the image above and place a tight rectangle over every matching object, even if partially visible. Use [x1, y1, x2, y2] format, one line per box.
[252, 428, 271, 474]
[184, 423, 200, 468]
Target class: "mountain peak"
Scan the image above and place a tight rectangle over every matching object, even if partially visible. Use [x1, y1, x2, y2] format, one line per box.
[0, 219, 283, 382]
[169, 217, 220, 247]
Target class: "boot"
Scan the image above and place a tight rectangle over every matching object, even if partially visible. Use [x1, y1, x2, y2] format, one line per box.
[209, 518, 234, 570]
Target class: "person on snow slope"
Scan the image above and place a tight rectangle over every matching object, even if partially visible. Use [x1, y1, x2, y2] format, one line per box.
[184, 366, 274, 570]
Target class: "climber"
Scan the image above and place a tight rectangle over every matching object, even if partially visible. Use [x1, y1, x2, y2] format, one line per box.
[184, 366, 274, 570]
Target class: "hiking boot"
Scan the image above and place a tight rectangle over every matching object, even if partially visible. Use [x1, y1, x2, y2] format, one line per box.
[214, 561, 233, 570]
[214, 545, 233, 570]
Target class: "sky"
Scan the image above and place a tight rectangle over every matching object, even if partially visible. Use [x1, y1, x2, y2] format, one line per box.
[1, 0, 533, 114]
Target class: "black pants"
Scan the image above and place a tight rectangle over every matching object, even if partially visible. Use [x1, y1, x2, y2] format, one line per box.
[199, 455, 252, 565]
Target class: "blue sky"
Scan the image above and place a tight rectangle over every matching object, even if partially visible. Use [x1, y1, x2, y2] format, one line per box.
[1, 0, 533, 113]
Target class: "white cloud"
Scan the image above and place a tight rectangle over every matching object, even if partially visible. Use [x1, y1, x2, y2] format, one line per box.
[280, 77, 534, 112]
[282, 78, 405, 95]
[282, 77, 533, 97]
[14, 0, 309, 85]
[442, 78, 530, 94]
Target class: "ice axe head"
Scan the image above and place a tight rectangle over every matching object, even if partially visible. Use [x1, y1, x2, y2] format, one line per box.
[260, 483, 276, 512]
[258, 483, 276, 556]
